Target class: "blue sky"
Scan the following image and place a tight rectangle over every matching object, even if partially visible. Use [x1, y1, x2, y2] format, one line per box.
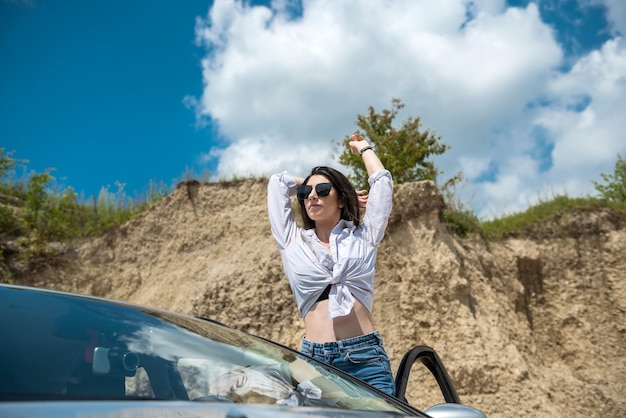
[1, 0, 217, 200]
[2, 0, 625, 218]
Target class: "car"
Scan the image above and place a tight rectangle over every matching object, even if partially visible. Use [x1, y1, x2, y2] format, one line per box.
[0, 284, 487, 417]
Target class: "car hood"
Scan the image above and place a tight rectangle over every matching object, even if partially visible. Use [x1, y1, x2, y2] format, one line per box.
[0, 401, 420, 418]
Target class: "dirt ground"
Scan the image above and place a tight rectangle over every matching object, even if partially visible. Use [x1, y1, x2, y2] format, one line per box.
[11, 178, 626, 417]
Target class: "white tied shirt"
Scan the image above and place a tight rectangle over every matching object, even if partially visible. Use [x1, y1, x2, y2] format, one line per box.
[267, 170, 393, 319]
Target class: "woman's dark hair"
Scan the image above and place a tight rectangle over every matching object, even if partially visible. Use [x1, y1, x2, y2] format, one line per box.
[297, 166, 360, 229]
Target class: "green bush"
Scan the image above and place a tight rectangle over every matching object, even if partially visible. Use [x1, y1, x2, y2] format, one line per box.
[0, 150, 168, 256]
[334, 98, 459, 190]
[594, 154, 626, 203]
[0, 205, 21, 236]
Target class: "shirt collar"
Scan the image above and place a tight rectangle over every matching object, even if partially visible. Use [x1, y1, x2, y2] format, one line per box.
[303, 219, 355, 239]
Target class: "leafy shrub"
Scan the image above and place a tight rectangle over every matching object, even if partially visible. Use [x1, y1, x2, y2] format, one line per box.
[334, 98, 458, 190]
[594, 154, 626, 203]
[1, 150, 168, 258]
[0, 205, 21, 236]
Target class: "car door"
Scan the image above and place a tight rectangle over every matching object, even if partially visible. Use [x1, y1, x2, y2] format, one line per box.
[394, 345, 460, 405]
[394, 346, 488, 418]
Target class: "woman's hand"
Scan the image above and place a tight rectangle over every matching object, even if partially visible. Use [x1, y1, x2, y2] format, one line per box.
[356, 190, 368, 208]
[349, 132, 385, 176]
[349, 133, 369, 155]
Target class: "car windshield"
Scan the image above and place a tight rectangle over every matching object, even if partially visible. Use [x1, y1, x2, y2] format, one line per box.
[0, 286, 414, 415]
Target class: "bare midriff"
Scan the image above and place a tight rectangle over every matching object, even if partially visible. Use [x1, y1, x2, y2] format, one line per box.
[303, 298, 375, 343]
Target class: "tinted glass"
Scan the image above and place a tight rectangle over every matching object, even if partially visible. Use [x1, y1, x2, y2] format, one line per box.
[0, 286, 416, 415]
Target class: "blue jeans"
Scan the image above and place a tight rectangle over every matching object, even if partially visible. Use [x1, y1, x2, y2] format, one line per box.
[301, 331, 396, 396]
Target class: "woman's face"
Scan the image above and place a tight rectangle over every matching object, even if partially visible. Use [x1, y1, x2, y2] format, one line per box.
[303, 174, 343, 224]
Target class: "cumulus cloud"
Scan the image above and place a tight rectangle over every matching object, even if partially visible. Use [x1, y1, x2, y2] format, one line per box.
[598, 0, 626, 36]
[192, 0, 626, 219]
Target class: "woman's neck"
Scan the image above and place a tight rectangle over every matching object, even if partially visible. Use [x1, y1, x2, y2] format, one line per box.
[314, 218, 340, 243]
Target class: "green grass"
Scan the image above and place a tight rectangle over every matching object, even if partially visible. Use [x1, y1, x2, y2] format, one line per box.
[466, 195, 625, 241]
[0, 148, 172, 282]
[0, 171, 168, 257]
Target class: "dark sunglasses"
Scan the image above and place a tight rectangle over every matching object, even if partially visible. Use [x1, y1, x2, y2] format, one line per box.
[297, 182, 333, 200]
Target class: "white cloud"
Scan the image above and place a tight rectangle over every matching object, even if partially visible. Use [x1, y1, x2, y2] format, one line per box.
[598, 0, 626, 36]
[535, 40, 626, 178]
[192, 0, 626, 219]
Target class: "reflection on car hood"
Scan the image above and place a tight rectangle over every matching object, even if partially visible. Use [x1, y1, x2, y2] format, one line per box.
[0, 401, 416, 417]
[0, 284, 426, 417]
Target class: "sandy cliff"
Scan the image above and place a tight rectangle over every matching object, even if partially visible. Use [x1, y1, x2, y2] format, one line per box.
[16, 178, 626, 417]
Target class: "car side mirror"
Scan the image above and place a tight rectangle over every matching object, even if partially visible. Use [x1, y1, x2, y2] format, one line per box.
[425, 403, 488, 418]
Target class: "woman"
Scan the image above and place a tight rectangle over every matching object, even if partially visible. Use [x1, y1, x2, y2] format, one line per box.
[267, 133, 395, 395]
